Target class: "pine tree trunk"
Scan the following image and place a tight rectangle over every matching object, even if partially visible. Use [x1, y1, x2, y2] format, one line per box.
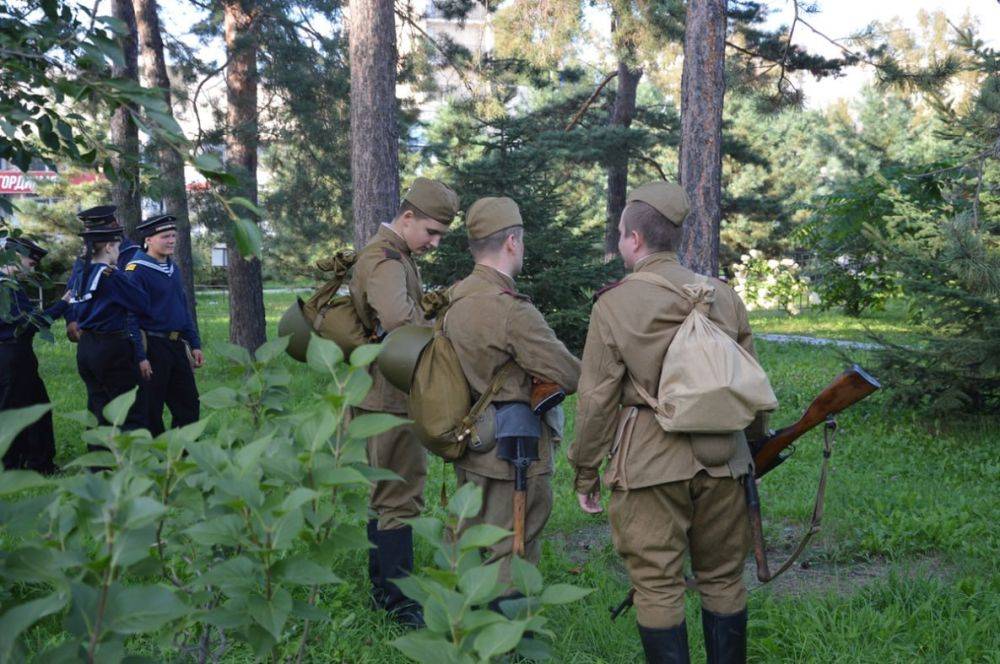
[349, 0, 399, 250]
[678, 0, 726, 276]
[109, 0, 142, 237]
[223, 0, 266, 350]
[133, 0, 198, 330]
[604, 61, 642, 260]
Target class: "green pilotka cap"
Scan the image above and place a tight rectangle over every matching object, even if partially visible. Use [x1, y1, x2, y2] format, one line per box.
[403, 178, 461, 224]
[465, 197, 523, 240]
[627, 181, 690, 226]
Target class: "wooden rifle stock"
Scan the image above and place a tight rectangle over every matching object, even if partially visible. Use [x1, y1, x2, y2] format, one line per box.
[751, 364, 880, 479]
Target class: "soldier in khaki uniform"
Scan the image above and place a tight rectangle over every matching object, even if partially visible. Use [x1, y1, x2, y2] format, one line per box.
[568, 182, 768, 663]
[349, 177, 460, 625]
[444, 197, 580, 592]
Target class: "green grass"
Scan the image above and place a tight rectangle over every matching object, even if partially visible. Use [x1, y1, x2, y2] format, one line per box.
[749, 300, 922, 344]
[24, 292, 1000, 662]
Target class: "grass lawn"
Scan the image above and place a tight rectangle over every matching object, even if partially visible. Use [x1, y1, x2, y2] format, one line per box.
[23, 292, 1000, 662]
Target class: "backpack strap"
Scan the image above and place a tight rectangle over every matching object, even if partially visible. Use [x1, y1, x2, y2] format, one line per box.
[621, 271, 715, 406]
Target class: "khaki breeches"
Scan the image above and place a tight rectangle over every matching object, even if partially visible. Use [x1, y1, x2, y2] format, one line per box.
[356, 407, 428, 530]
[454, 466, 553, 588]
[609, 472, 750, 628]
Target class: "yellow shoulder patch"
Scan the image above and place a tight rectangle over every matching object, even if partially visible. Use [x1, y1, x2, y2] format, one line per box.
[125, 263, 137, 271]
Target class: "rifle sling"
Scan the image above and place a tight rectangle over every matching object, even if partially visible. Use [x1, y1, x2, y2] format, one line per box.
[754, 417, 838, 586]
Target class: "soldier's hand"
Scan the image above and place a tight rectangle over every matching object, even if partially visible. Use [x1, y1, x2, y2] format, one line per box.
[139, 360, 153, 381]
[66, 321, 81, 343]
[577, 490, 603, 514]
[191, 349, 205, 368]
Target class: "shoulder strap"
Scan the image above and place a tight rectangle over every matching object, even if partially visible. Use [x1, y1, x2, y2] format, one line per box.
[458, 360, 518, 442]
[623, 271, 709, 300]
[621, 272, 712, 407]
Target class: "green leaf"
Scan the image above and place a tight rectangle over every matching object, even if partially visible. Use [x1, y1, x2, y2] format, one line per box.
[458, 563, 502, 605]
[355, 465, 402, 483]
[272, 507, 304, 550]
[254, 335, 289, 363]
[447, 482, 483, 521]
[390, 575, 430, 604]
[539, 583, 593, 605]
[63, 451, 116, 469]
[195, 556, 257, 592]
[233, 217, 262, 259]
[280, 488, 320, 512]
[229, 196, 265, 217]
[199, 386, 239, 409]
[393, 631, 463, 663]
[404, 517, 444, 546]
[0, 470, 50, 496]
[349, 343, 383, 367]
[458, 524, 511, 551]
[122, 497, 166, 529]
[103, 585, 187, 634]
[59, 409, 99, 428]
[347, 413, 408, 439]
[1, 547, 69, 584]
[474, 619, 528, 660]
[291, 599, 330, 622]
[510, 556, 543, 596]
[342, 369, 374, 406]
[460, 608, 505, 632]
[102, 387, 137, 427]
[234, 434, 273, 473]
[214, 342, 252, 367]
[312, 465, 370, 487]
[515, 637, 553, 660]
[0, 404, 52, 458]
[306, 336, 344, 374]
[248, 587, 292, 640]
[184, 515, 244, 547]
[192, 152, 224, 173]
[271, 557, 342, 586]
[0, 592, 67, 661]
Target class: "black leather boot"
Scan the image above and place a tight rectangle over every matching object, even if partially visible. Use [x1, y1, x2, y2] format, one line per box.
[373, 525, 424, 629]
[702, 608, 747, 664]
[367, 519, 386, 608]
[637, 622, 690, 664]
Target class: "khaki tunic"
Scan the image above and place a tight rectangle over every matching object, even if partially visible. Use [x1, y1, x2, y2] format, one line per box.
[444, 265, 580, 580]
[348, 224, 428, 529]
[445, 265, 581, 480]
[349, 224, 426, 415]
[568, 251, 766, 495]
[568, 251, 765, 628]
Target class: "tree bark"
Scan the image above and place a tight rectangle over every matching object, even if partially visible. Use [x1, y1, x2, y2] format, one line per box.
[349, 0, 399, 249]
[678, 0, 726, 276]
[604, 60, 642, 260]
[133, 0, 198, 330]
[109, 0, 142, 237]
[223, 0, 266, 350]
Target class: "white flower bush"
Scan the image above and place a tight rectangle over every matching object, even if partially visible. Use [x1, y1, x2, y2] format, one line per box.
[731, 252, 817, 315]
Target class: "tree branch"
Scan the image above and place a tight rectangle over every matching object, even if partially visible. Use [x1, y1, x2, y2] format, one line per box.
[564, 70, 618, 131]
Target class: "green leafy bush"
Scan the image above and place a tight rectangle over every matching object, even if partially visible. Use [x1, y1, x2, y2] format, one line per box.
[391, 482, 591, 663]
[0, 335, 400, 661]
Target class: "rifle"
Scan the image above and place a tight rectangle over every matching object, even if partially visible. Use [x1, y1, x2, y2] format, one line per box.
[610, 364, 881, 620]
[749, 364, 880, 479]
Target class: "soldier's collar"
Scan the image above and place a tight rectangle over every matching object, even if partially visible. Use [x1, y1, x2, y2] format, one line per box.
[378, 223, 410, 256]
[633, 251, 679, 272]
[473, 263, 515, 290]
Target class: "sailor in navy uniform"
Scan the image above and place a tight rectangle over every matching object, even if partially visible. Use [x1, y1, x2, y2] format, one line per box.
[0, 236, 72, 474]
[72, 223, 151, 434]
[125, 215, 203, 436]
[66, 205, 141, 343]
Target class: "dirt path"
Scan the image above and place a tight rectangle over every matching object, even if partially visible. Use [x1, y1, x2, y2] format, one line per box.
[548, 522, 950, 597]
